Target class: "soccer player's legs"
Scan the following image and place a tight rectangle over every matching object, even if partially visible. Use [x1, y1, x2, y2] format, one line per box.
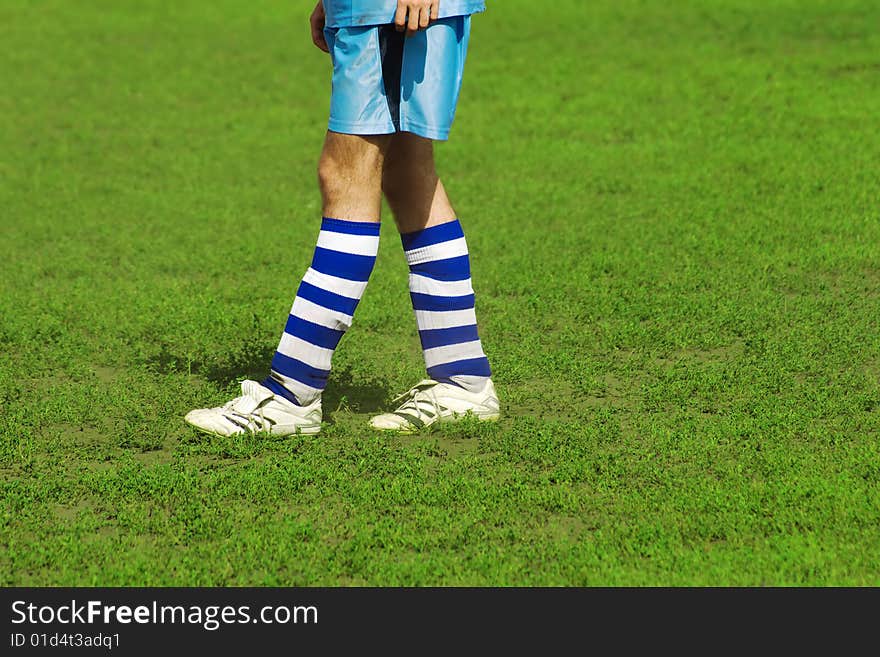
[261, 131, 391, 404]
[185, 130, 393, 437]
[372, 137, 499, 433]
[364, 17, 498, 433]
[185, 11, 492, 437]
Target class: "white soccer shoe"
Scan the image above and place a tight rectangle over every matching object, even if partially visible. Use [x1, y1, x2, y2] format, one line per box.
[184, 379, 322, 437]
[369, 378, 501, 433]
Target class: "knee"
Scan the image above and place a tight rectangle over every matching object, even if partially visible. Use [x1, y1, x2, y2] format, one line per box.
[317, 154, 342, 200]
[318, 147, 385, 200]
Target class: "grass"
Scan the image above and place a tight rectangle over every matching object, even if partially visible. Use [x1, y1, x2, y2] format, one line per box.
[1, 0, 879, 586]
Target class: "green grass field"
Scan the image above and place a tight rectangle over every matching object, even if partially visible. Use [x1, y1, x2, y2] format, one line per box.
[2, 0, 879, 586]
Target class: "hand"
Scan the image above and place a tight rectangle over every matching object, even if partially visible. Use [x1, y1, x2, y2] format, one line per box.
[394, 0, 440, 37]
[310, 1, 328, 52]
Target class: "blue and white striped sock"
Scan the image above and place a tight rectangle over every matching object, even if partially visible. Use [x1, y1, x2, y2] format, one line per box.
[262, 217, 380, 405]
[402, 219, 491, 392]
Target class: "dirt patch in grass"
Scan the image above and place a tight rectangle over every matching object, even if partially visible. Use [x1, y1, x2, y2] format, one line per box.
[655, 339, 746, 366]
[52, 500, 94, 523]
[93, 365, 124, 383]
[41, 423, 107, 448]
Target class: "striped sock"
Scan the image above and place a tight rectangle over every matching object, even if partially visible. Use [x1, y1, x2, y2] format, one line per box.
[262, 217, 380, 405]
[402, 219, 491, 392]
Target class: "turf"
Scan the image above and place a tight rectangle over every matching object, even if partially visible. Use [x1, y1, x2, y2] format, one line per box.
[1, 0, 879, 586]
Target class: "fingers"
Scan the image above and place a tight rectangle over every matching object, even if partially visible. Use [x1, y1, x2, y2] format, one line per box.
[407, 6, 421, 35]
[394, 3, 408, 32]
[395, 1, 438, 35]
[418, 6, 431, 29]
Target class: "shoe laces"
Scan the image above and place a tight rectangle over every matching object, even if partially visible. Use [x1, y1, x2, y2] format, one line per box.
[221, 382, 271, 430]
[391, 380, 443, 419]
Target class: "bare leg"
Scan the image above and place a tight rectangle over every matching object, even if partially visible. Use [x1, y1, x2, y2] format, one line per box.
[320, 131, 393, 222]
[381, 132, 457, 233]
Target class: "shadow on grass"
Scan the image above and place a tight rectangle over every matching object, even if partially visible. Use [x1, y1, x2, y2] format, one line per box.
[322, 370, 390, 416]
[146, 342, 389, 415]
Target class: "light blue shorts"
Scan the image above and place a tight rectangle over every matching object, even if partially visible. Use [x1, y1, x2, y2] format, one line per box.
[323, 16, 471, 141]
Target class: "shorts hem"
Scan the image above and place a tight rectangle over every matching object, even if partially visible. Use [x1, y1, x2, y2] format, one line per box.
[327, 119, 397, 136]
[328, 119, 452, 141]
[399, 121, 451, 141]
